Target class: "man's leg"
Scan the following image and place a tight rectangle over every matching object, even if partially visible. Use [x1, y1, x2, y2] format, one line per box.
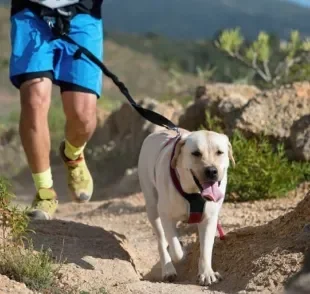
[54, 13, 103, 203]
[19, 77, 58, 219]
[20, 78, 52, 174]
[9, 8, 58, 220]
[62, 91, 97, 149]
[59, 91, 97, 202]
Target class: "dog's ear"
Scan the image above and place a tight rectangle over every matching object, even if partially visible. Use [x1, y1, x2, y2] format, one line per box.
[228, 141, 235, 167]
[171, 135, 187, 169]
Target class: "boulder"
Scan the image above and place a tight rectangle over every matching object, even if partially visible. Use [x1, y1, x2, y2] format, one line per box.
[236, 82, 310, 140]
[289, 115, 310, 161]
[179, 83, 260, 132]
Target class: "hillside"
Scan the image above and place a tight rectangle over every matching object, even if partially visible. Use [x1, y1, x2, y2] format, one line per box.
[1, 0, 310, 40]
[101, 0, 310, 39]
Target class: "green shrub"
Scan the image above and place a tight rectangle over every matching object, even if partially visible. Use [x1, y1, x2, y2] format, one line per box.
[0, 244, 56, 291]
[202, 112, 310, 201]
[227, 131, 310, 201]
[0, 177, 56, 291]
[0, 177, 30, 246]
[204, 111, 225, 133]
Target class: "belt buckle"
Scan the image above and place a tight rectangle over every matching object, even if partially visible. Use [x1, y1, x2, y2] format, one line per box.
[43, 16, 56, 28]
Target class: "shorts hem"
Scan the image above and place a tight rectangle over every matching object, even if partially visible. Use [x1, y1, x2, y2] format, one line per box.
[57, 80, 100, 98]
[10, 71, 54, 89]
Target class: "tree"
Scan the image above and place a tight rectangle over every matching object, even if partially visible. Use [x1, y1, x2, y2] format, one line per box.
[214, 28, 310, 86]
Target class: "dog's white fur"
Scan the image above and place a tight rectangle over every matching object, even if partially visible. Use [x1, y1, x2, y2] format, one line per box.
[138, 128, 234, 285]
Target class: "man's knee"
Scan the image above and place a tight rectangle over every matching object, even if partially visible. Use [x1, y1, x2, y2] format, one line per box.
[69, 110, 97, 135]
[62, 92, 97, 135]
[20, 78, 52, 114]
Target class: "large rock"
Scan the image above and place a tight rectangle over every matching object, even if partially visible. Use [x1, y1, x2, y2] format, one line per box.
[179, 83, 260, 132]
[87, 98, 183, 198]
[289, 115, 310, 161]
[236, 82, 310, 140]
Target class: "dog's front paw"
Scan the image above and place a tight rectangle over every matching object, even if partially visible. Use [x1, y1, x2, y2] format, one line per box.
[197, 269, 222, 286]
[162, 262, 177, 282]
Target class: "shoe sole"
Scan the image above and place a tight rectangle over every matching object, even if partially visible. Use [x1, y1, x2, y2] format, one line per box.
[69, 190, 92, 203]
[28, 210, 51, 220]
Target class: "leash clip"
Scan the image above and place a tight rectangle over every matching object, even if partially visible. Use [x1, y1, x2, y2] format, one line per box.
[173, 127, 180, 136]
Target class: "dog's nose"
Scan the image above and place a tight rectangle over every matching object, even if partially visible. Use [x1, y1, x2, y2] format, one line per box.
[205, 166, 218, 180]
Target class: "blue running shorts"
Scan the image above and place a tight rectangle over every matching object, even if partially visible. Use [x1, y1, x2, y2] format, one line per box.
[9, 8, 104, 97]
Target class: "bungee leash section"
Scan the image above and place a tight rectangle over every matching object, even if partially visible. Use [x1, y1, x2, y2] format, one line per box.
[49, 23, 180, 135]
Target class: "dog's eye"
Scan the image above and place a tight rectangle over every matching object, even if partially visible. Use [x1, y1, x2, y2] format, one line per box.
[191, 151, 202, 157]
[216, 150, 224, 155]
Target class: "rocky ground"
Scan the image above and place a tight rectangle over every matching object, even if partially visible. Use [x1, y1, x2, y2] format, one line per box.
[1, 182, 309, 294]
[0, 82, 309, 293]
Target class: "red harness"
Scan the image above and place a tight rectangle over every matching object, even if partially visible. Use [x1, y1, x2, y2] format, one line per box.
[165, 135, 225, 240]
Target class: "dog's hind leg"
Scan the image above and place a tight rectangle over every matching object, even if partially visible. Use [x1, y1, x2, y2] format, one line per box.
[160, 214, 184, 263]
[151, 210, 178, 282]
[142, 184, 177, 282]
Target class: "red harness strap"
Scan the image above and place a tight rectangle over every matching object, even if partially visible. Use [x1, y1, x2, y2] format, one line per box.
[164, 135, 225, 240]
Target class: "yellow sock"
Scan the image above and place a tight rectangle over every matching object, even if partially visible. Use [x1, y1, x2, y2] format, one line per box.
[64, 139, 86, 161]
[32, 167, 53, 191]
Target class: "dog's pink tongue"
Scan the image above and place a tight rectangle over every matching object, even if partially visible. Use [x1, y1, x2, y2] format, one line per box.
[201, 182, 223, 202]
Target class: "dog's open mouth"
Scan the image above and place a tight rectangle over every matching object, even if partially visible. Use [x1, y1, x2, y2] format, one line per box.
[191, 170, 223, 202]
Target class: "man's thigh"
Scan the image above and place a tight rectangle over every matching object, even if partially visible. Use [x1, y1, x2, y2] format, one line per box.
[9, 8, 54, 88]
[55, 14, 104, 98]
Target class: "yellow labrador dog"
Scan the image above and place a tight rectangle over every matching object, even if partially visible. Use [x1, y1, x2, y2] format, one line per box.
[138, 128, 234, 286]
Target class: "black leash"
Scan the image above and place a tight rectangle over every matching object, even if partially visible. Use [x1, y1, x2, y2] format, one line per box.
[49, 24, 180, 134]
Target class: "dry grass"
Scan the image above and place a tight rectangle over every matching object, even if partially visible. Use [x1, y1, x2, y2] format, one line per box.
[0, 177, 109, 293]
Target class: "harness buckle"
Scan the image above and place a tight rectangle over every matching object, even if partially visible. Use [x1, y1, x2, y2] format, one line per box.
[44, 16, 55, 29]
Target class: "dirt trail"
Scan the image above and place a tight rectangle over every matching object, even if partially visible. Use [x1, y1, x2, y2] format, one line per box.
[2, 181, 308, 294]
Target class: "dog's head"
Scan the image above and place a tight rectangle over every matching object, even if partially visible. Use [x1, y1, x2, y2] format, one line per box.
[171, 130, 235, 197]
